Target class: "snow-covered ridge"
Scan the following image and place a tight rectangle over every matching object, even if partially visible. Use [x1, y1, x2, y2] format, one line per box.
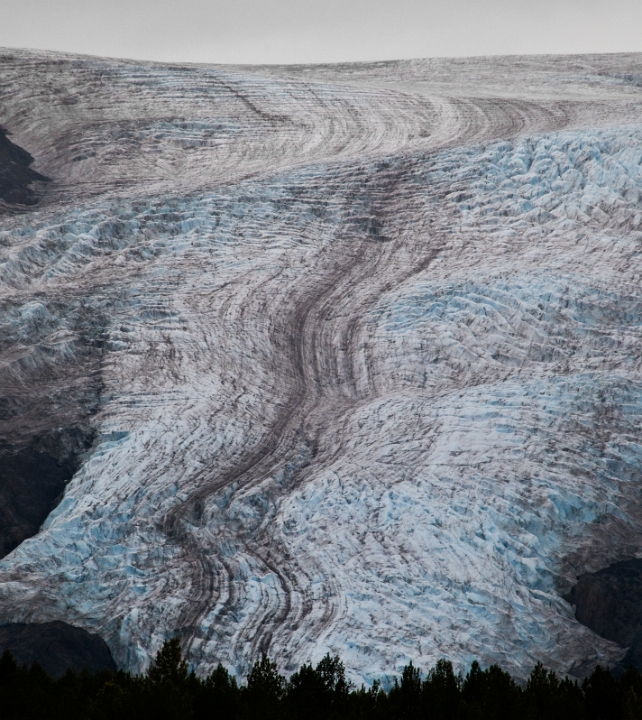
[1, 49, 642, 683]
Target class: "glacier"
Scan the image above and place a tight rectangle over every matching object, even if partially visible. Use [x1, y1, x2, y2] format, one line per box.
[2, 49, 642, 683]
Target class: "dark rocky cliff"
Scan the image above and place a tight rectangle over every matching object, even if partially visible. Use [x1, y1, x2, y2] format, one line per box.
[569, 559, 642, 673]
[0, 622, 116, 677]
[0, 428, 94, 558]
[0, 125, 48, 205]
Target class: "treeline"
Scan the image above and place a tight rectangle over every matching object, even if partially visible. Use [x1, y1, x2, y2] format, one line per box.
[2, 638, 642, 720]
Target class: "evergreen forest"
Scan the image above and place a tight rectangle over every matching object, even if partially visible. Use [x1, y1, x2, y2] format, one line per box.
[1, 638, 642, 720]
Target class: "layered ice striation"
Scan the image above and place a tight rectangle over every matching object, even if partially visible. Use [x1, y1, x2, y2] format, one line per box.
[2, 49, 642, 683]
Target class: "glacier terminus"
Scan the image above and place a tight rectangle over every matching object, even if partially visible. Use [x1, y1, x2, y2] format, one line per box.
[1, 49, 642, 682]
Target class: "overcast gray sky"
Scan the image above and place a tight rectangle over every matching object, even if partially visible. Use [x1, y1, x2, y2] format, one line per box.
[1, 0, 642, 65]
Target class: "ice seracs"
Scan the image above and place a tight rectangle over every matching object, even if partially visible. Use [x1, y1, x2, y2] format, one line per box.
[1, 49, 642, 682]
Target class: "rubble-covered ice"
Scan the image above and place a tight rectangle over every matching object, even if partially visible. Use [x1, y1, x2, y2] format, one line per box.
[2, 49, 642, 683]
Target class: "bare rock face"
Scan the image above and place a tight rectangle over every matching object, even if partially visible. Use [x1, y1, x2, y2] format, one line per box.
[3, 48, 642, 683]
[569, 560, 642, 673]
[570, 560, 642, 648]
[0, 428, 94, 558]
[0, 621, 116, 677]
[0, 125, 48, 205]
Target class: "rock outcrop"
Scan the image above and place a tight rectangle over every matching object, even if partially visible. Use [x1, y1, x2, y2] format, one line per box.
[0, 428, 94, 558]
[0, 125, 48, 206]
[0, 621, 116, 677]
[569, 560, 642, 673]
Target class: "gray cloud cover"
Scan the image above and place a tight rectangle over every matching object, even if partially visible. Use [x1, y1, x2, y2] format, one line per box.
[1, 0, 642, 66]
